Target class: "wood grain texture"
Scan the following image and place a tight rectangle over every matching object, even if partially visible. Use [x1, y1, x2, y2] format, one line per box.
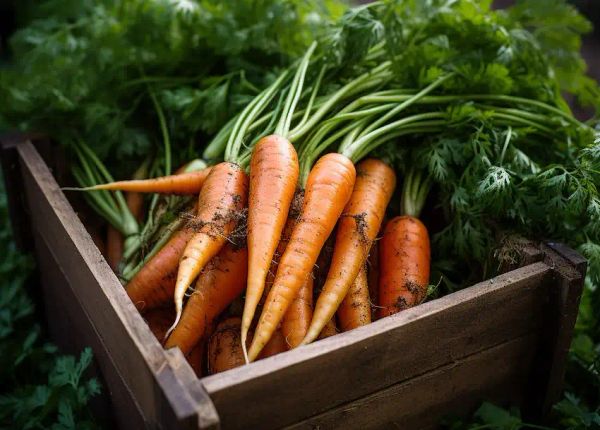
[34, 236, 142, 428]
[286, 334, 538, 430]
[17, 142, 219, 430]
[203, 263, 552, 430]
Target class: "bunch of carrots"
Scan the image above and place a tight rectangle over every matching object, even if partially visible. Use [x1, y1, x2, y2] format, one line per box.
[74, 43, 437, 375]
[73, 4, 595, 374]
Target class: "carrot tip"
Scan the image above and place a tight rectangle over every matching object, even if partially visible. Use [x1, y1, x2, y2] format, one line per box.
[241, 332, 250, 365]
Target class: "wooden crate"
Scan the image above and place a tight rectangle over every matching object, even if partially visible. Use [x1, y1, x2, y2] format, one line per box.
[1, 137, 587, 430]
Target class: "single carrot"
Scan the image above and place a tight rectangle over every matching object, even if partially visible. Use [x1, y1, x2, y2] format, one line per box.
[281, 276, 313, 349]
[187, 342, 205, 377]
[208, 317, 246, 374]
[165, 243, 248, 356]
[337, 265, 371, 331]
[247, 153, 356, 361]
[242, 135, 299, 361]
[367, 237, 380, 318]
[258, 328, 287, 359]
[378, 216, 430, 317]
[126, 226, 195, 312]
[302, 159, 395, 345]
[87, 168, 212, 195]
[126, 191, 145, 223]
[171, 162, 248, 333]
[144, 307, 175, 343]
[145, 308, 206, 376]
[106, 225, 124, 271]
[318, 318, 338, 339]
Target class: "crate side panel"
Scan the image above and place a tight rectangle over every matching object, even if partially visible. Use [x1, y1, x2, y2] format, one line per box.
[204, 263, 551, 429]
[286, 334, 538, 430]
[18, 142, 219, 429]
[34, 234, 147, 429]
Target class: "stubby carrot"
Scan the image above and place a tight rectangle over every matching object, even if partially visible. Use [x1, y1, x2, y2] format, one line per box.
[242, 135, 299, 361]
[171, 162, 248, 334]
[247, 153, 356, 361]
[378, 216, 430, 317]
[337, 265, 371, 331]
[302, 159, 395, 345]
[208, 317, 246, 374]
[88, 168, 212, 195]
[126, 226, 195, 312]
[258, 329, 287, 359]
[281, 276, 313, 349]
[165, 243, 248, 356]
[318, 318, 338, 339]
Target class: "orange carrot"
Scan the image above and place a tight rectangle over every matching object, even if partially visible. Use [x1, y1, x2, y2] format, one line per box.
[258, 329, 287, 359]
[367, 237, 380, 318]
[247, 153, 356, 360]
[302, 159, 395, 344]
[145, 308, 206, 375]
[318, 318, 338, 339]
[378, 216, 430, 317]
[126, 191, 145, 222]
[89, 168, 212, 195]
[171, 162, 248, 333]
[126, 226, 195, 312]
[106, 226, 124, 271]
[281, 276, 313, 349]
[208, 317, 246, 374]
[144, 307, 175, 343]
[187, 342, 205, 377]
[242, 135, 299, 360]
[337, 265, 371, 331]
[165, 243, 248, 356]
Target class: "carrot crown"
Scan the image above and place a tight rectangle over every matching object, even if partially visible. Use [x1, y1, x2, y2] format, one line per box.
[400, 168, 431, 219]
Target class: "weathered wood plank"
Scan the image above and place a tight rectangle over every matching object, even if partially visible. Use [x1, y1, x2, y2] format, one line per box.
[286, 334, 538, 430]
[539, 243, 586, 416]
[17, 142, 219, 429]
[203, 262, 552, 430]
[34, 235, 143, 428]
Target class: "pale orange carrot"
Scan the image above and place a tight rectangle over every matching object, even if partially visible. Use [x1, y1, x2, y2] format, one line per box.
[165, 243, 248, 356]
[208, 317, 246, 374]
[242, 135, 299, 361]
[302, 159, 395, 344]
[126, 226, 195, 312]
[171, 162, 248, 333]
[378, 216, 430, 318]
[337, 265, 371, 331]
[89, 168, 212, 194]
[247, 153, 356, 360]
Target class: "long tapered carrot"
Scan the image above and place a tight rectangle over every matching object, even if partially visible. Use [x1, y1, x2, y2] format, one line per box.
[242, 135, 299, 360]
[171, 162, 248, 333]
[87, 168, 212, 195]
[302, 159, 395, 344]
[165, 243, 248, 356]
[208, 317, 246, 374]
[126, 226, 195, 312]
[337, 265, 371, 331]
[247, 153, 356, 360]
[378, 216, 430, 317]
[281, 276, 313, 348]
